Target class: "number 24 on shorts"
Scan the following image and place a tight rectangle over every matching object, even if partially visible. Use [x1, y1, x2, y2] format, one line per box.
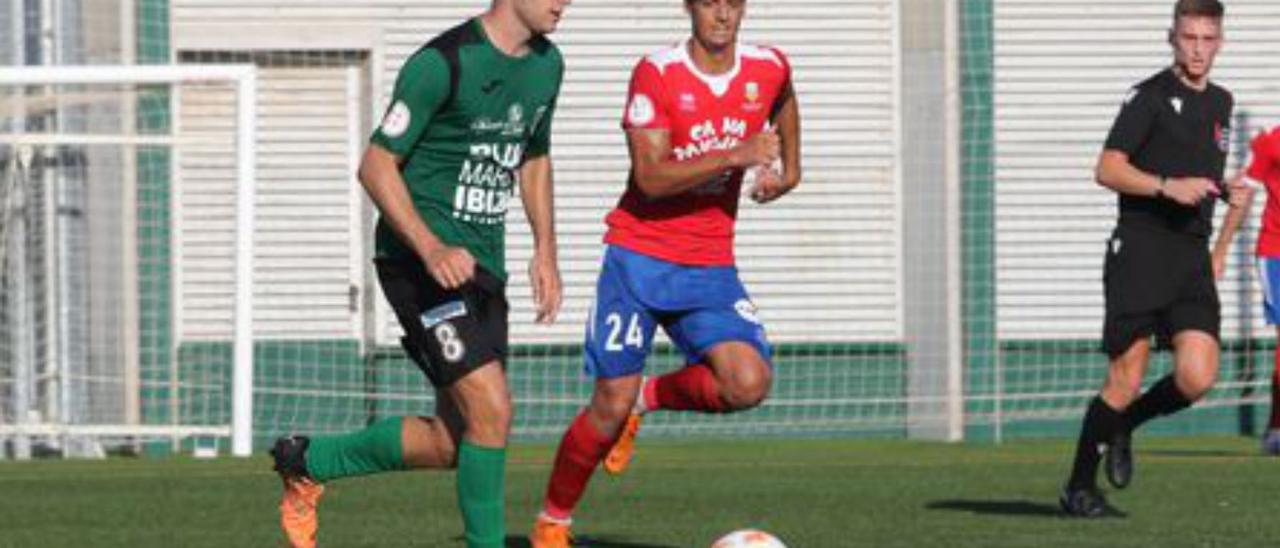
[603, 312, 645, 352]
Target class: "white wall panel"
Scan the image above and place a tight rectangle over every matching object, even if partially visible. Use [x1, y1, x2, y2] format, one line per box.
[995, 0, 1280, 340]
[175, 61, 361, 340]
[175, 0, 901, 345]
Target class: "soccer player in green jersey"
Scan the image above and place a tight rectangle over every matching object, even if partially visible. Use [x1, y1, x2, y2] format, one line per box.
[268, 1, 571, 546]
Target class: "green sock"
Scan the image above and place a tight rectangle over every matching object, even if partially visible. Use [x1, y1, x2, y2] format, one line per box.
[303, 417, 409, 482]
[457, 441, 506, 548]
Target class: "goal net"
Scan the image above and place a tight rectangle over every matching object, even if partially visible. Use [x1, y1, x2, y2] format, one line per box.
[0, 65, 257, 457]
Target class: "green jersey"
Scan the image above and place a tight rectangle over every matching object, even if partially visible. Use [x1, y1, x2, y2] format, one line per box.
[371, 18, 563, 280]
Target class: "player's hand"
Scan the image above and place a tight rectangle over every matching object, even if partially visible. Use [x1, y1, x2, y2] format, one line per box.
[727, 127, 780, 169]
[528, 251, 562, 324]
[749, 166, 796, 204]
[424, 246, 475, 289]
[1161, 176, 1219, 206]
[1225, 172, 1256, 209]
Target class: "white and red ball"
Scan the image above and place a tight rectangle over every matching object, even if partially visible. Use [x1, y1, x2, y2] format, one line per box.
[710, 529, 788, 548]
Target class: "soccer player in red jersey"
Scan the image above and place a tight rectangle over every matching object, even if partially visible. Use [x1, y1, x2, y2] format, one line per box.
[529, 0, 801, 545]
[1248, 126, 1280, 455]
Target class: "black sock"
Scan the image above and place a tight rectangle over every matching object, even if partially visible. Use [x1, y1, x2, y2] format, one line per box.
[1067, 396, 1123, 491]
[1124, 375, 1192, 431]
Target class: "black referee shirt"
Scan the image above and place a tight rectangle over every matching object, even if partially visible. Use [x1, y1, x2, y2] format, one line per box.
[1104, 68, 1234, 238]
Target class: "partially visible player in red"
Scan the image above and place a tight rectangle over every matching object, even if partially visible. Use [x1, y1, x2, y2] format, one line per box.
[529, 0, 801, 545]
[1248, 126, 1280, 455]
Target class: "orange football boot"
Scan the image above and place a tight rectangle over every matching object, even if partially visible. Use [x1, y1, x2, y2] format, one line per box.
[271, 436, 324, 548]
[603, 413, 643, 475]
[529, 514, 573, 548]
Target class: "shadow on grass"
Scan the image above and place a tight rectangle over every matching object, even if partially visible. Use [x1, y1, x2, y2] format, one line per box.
[1140, 449, 1248, 458]
[502, 534, 681, 548]
[925, 499, 1127, 519]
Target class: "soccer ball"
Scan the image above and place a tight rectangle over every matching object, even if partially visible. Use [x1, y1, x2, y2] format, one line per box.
[710, 529, 787, 548]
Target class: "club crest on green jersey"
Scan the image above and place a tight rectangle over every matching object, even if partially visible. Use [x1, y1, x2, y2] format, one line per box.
[502, 103, 525, 137]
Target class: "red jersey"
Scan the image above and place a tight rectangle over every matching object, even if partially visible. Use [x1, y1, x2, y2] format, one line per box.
[1251, 127, 1280, 256]
[604, 40, 792, 266]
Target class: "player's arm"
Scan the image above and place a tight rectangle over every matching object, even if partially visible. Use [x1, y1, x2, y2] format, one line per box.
[622, 59, 778, 199]
[751, 79, 801, 204]
[1096, 87, 1217, 205]
[775, 80, 802, 188]
[1096, 151, 1219, 206]
[1212, 124, 1270, 279]
[358, 146, 473, 289]
[519, 61, 563, 323]
[359, 49, 474, 289]
[627, 128, 778, 199]
[518, 153, 562, 323]
[1210, 171, 1256, 279]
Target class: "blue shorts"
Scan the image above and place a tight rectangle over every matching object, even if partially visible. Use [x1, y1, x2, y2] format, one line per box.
[1258, 257, 1280, 325]
[583, 245, 772, 379]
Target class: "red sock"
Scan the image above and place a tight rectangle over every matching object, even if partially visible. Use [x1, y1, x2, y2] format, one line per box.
[542, 412, 615, 520]
[644, 363, 729, 413]
[1270, 346, 1280, 430]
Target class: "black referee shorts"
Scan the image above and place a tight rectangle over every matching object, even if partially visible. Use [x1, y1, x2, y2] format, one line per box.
[1101, 223, 1220, 358]
[375, 257, 509, 388]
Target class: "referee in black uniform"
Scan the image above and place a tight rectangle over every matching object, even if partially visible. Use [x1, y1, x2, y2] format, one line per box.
[1060, 0, 1255, 517]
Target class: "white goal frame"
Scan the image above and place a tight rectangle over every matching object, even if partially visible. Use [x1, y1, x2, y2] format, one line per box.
[0, 64, 258, 457]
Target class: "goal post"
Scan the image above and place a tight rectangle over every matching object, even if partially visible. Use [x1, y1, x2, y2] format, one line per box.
[0, 64, 257, 457]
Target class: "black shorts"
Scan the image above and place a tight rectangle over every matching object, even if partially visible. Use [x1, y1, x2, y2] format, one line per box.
[375, 257, 508, 387]
[1101, 223, 1220, 358]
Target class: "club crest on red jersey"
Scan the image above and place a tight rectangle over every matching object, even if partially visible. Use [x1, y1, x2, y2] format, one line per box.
[742, 81, 763, 112]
